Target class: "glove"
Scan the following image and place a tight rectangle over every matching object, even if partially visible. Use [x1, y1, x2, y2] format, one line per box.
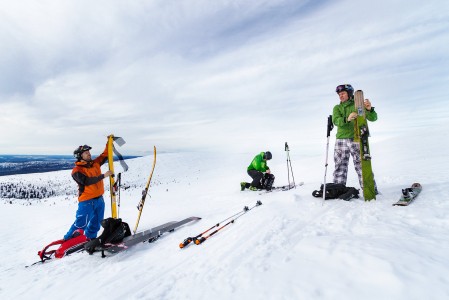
[347, 112, 358, 122]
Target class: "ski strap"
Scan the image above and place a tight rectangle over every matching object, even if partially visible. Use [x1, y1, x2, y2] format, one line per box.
[112, 146, 129, 172]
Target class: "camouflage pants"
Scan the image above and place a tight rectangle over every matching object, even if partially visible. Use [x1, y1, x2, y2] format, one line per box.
[333, 139, 363, 188]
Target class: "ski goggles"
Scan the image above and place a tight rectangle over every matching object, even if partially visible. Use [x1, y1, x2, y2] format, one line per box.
[77, 145, 92, 152]
[335, 84, 353, 93]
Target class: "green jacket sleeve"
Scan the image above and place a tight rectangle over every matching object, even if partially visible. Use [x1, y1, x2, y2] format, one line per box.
[366, 108, 378, 122]
[332, 105, 348, 127]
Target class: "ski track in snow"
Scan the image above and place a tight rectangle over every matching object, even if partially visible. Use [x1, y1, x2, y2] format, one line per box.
[1, 136, 449, 300]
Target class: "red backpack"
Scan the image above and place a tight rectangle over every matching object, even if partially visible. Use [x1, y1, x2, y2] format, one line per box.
[37, 229, 88, 262]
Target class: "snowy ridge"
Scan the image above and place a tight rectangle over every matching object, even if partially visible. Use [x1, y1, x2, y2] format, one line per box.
[1, 136, 449, 299]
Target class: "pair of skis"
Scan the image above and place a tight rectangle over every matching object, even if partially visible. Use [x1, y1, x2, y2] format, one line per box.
[107, 135, 156, 233]
[107, 137, 202, 256]
[179, 200, 262, 249]
[257, 182, 304, 195]
[107, 135, 128, 218]
[263, 182, 304, 194]
[353, 90, 376, 201]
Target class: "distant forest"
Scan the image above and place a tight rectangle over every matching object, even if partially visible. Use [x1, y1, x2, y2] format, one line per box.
[0, 155, 139, 176]
[0, 155, 139, 199]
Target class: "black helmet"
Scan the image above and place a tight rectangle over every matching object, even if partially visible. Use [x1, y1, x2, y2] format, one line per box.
[74, 145, 92, 161]
[335, 84, 354, 98]
[264, 151, 272, 160]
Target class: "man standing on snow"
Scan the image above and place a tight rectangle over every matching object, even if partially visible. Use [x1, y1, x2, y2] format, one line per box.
[241, 151, 273, 191]
[332, 84, 378, 192]
[64, 144, 112, 240]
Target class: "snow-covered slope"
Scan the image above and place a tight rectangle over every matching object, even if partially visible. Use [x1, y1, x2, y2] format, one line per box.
[1, 132, 448, 299]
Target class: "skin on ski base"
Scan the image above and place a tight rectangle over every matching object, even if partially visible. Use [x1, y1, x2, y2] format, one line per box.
[102, 217, 201, 255]
[354, 90, 376, 201]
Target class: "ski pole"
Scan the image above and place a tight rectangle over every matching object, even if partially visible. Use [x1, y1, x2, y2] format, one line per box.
[323, 115, 334, 204]
[285, 142, 296, 189]
[179, 206, 250, 249]
[285, 142, 291, 188]
[194, 200, 262, 245]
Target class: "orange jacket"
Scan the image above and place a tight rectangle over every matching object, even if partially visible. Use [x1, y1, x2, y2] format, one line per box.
[72, 145, 108, 202]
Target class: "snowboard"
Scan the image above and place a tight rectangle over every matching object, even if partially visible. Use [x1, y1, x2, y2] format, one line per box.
[393, 183, 422, 206]
[99, 217, 201, 256]
[354, 90, 376, 201]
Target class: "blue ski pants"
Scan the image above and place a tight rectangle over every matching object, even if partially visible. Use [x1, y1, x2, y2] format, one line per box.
[64, 196, 105, 240]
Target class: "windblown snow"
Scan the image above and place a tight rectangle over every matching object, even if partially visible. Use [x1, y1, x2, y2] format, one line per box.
[1, 129, 448, 300]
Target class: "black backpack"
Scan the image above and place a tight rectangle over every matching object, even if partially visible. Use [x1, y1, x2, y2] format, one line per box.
[84, 218, 131, 254]
[261, 173, 275, 191]
[312, 183, 359, 201]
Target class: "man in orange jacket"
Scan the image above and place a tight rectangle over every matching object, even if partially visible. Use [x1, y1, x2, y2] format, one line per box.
[63, 144, 113, 240]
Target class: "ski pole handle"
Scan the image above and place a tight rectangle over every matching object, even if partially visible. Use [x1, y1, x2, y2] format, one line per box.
[327, 115, 334, 137]
[194, 237, 206, 245]
[179, 237, 193, 249]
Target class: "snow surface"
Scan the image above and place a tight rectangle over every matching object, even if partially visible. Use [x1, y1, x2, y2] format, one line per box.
[1, 130, 449, 300]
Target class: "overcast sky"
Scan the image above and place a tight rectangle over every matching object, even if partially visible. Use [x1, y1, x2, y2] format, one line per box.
[0, 0, 448, 156]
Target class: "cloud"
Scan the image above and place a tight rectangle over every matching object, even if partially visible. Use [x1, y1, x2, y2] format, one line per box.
[0, 0, 448, 155]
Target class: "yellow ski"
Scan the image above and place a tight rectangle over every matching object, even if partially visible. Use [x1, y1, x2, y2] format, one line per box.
[107, 134, 127, 218]
[107, 135, 118, 218]
[134, 146, 157, 234]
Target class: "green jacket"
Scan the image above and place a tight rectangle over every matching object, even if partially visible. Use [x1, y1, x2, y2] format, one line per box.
[332, 98, 378, 139]
[247, 152, 269, 172]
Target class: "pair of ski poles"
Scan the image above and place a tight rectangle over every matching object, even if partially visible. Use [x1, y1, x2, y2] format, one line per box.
[285, 142, 296, 189]
[179, 200, 262, 248]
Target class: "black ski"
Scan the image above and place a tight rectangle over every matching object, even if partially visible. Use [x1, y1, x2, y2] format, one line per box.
[100, 217, 201, 256]
[260, 182, 304, 194]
